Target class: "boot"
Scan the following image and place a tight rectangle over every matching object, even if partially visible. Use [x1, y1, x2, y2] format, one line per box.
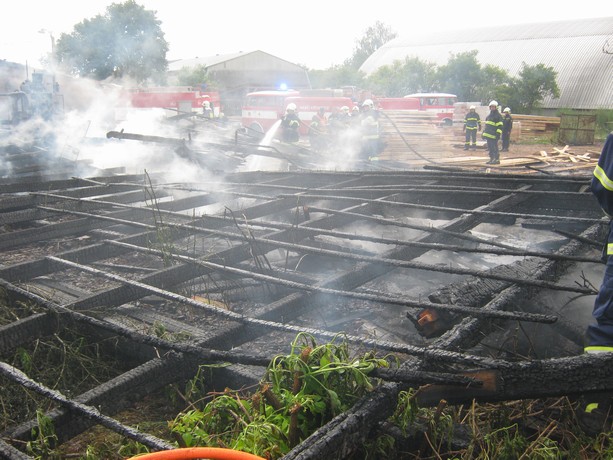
[577, 394, 613, 436]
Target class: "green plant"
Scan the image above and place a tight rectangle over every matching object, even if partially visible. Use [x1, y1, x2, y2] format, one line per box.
[169, 332, 390, 459]
[26, 409, 58, 459]
[143, 170, 175, 268]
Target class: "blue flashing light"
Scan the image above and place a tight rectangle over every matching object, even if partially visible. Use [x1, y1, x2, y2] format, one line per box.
[279, 83, 288, 91]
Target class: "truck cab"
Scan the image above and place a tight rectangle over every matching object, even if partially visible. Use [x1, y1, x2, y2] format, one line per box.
[404, 92, 457, 126]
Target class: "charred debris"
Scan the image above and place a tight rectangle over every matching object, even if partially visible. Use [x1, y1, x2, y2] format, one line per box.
[0, 123, 612, 458]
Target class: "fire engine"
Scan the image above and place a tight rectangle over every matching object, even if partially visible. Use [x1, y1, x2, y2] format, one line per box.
[403, 92, 457, 126]
[0, 71, 64, 128]
[127, 86, 221, 116]
[241, 90, 354, 136]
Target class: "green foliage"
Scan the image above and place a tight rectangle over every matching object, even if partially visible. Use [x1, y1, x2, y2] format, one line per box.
[483, 424, 528, 459]
[26, 409, 58, 459]
[508, 62, 560, 113]
[366, 56, 437, 96]
[391, 389, 420, 434]
[309, 63, 365, 89]
[346, 21, 398, 69]
[175, 64, 214, 88]
[169, 333, 389, 459]
[55, 0, 168, 83]
[436, 50, 485, 101]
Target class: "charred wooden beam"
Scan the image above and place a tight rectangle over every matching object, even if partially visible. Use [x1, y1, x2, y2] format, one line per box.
[278, 193, 601, 225]
[39, 205, 596, 295]
[415, 353, 613, 406]
[0, 361, 175, 451]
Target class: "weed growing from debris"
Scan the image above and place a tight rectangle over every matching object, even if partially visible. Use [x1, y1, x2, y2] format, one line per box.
[0, 327, 133, 431]
[143, 170, 175, 268]
[168, 332, 391, 458]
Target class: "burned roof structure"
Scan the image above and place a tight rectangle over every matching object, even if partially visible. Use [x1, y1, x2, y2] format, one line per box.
[2, 125, 613, 458]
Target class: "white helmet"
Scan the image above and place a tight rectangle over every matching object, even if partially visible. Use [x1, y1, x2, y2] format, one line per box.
[362, 99, 374, 108]
[488, 100, 498, 107]
[202, 101, 210, 108]
[286, 102, 297, 112]
[352, 106, 359, 111]
[504, 107, 511, 113]
[341, 106, 349, 112]
[469, 105, 476, 110]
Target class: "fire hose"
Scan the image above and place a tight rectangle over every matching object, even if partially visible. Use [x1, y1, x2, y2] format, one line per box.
[127, 447, 265, 460]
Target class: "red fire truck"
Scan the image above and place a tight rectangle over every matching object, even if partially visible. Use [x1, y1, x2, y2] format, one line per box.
[127, 87, 221, 116]
[241, 90, 355, 136]
[403, 92, 457, 126]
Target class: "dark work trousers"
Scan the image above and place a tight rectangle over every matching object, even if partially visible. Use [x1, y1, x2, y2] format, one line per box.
[465, 129, 477, 149]
[486, 137, 499, 161]
[502, 131, 511, 151]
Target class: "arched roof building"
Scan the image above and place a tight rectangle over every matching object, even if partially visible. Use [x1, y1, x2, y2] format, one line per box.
[360, 17, 613, 111]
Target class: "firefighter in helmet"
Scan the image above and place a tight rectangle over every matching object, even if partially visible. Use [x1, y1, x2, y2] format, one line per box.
[280, 103, 300, 143]
[578, 132, 613, 435]
[202, 100, 214, 119]
[359, 99, 381, 160]
[482, 101, 503, 164]
[501, 107, 513, 152]
[463, 105, 481, 150]
[309, 107, 329, 152]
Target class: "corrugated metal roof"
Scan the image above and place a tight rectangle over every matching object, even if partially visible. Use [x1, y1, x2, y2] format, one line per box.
[168, 50, 305, 73]
[167, 51, 250, 72]
[361, 17, 613, 110]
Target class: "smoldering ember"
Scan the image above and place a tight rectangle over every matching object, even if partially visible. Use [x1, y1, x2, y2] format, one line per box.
[1, 61, 612, 458]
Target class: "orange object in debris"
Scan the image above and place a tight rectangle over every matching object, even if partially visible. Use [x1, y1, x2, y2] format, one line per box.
[417, 309, 438, 326]
[127, 447, 266, 460]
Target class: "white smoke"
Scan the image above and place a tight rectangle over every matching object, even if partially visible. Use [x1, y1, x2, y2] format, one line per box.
[0, 68, 221, 184]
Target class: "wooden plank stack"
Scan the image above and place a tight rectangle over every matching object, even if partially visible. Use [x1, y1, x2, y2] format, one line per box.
[511, 114, 560, 137]
[378, 110, 456, 162]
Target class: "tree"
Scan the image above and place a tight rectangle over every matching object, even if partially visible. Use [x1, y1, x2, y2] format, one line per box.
[435, 51, 484, 102]
[309, 63, 365, 90]
[508, 63, 560, 113]
[55, 0, 168, 83]
[346, 21, 397, 69]
[478, 64, 513, 106]
[176, 64, 214, 88]
[366, 56, 436, 96]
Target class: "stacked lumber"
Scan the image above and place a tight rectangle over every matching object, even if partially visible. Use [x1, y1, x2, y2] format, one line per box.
[512, 114, 560, 137]
[378, 110, 456, 162]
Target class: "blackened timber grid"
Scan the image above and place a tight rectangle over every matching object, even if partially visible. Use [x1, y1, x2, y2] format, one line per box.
[0, 169, 609, 459]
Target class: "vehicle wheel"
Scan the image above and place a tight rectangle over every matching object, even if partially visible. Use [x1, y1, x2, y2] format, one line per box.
[249, 123, 264, 137]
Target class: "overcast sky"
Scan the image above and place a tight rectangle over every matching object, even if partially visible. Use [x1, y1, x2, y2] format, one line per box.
[1, 1, 610, 71]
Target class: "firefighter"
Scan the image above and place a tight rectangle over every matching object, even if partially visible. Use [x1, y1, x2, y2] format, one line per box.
[280, 103, 300, 143]
[202, 100, 214, 119]
[482, 101, 503, 164]
[501, 107, 513, 152]
[578, 132, 613, 435]
[359, 99, 381, 160]
[309, 107, 328, 151]
[463, 105, 481, 150]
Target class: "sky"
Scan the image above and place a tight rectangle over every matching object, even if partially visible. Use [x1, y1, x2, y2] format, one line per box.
[0, 1, 610, 71]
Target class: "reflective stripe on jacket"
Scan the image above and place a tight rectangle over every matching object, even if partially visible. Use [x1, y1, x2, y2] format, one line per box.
[592, 133, 613, 219]
[361, 112, 380, 140]
[482, 110, 503, 139]
[464, 112, 481, 130]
